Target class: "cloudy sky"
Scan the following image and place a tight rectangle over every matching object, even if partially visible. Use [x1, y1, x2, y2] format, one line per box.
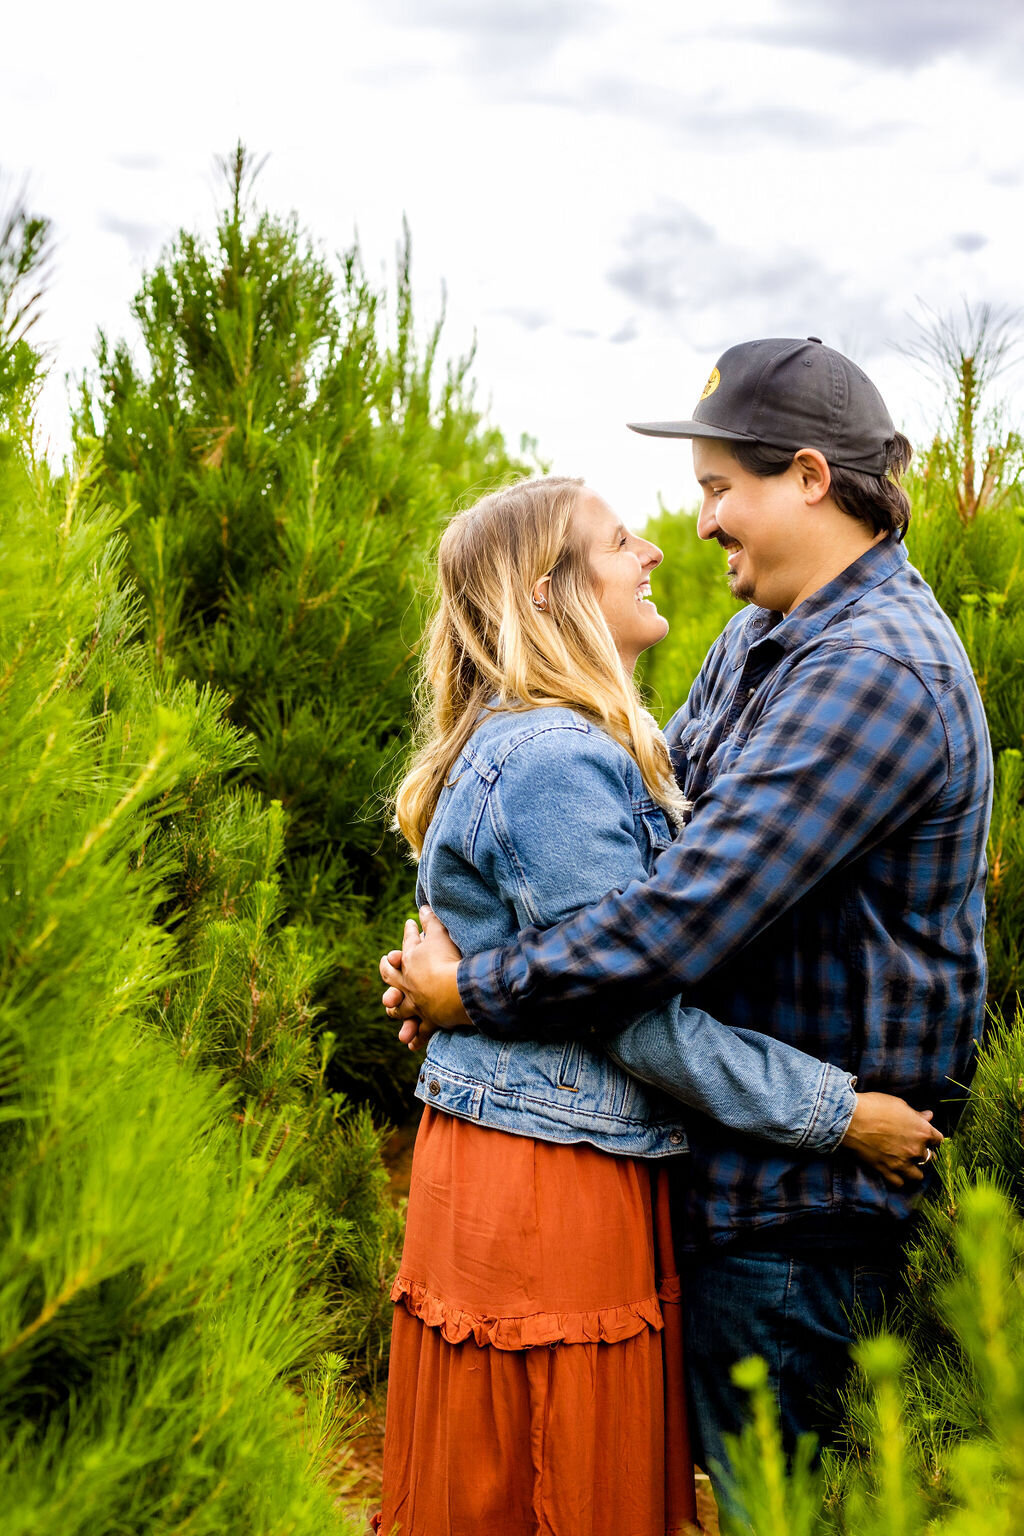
[4, 0, 1023, 518]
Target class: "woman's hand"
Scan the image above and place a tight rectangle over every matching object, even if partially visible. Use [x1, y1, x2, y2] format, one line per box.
[380, 945, 436, 1052]
[379, 908, 468, 1039]
[840, 1092, 944, 1189]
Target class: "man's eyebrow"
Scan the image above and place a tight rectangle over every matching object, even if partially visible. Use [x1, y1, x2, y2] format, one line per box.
[697, 473, 728, 486]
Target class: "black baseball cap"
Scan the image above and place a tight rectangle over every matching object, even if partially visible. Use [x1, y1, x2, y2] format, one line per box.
[628, 337, 895, 475]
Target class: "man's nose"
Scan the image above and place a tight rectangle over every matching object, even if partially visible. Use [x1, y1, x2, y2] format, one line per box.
[696, 502, 718, 542]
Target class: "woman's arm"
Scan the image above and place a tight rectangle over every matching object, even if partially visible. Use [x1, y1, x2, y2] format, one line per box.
[605, 1009, 855, 1154]
[607, 1016, 940, 1181]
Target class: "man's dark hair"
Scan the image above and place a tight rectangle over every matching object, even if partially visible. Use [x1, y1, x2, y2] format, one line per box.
[729, 433, 914, 540]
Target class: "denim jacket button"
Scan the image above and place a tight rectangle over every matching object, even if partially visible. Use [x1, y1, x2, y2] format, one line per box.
[669, 1130, 685, 1144]
[427, 1079, 441, 1096]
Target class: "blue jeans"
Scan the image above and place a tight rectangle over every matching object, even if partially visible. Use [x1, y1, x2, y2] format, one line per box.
[682, 1238, 903, 1504]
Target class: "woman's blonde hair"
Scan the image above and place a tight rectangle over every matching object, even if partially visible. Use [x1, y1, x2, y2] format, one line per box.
[395, 475, 686, 854]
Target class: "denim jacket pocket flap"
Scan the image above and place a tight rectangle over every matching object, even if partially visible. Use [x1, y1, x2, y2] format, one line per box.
[556, 1040, 584, 1091]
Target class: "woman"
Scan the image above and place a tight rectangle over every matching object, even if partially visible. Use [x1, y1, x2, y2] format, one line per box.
[377, 476, 939, 1536]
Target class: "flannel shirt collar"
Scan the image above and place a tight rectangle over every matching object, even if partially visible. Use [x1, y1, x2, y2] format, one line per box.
[733, 536, 908, 669]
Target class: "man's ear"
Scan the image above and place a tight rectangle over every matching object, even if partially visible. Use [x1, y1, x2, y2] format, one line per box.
[793, 449, 832, 506]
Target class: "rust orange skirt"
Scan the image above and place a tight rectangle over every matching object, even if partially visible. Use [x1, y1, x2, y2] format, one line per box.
[377, 1107, 696, 1536]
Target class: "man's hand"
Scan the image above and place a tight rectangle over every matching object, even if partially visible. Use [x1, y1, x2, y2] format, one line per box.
[840, 1092, 944, 1189]
[379, 906, 469, 1034]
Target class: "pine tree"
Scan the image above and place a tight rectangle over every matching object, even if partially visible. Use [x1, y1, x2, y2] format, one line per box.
[0, 204, 362, 1534]
[0, 194, 49, 441]
[902, 302, 1023, 526]
[77, 144, 528, 1115]
[900, 304, 1024, 1014]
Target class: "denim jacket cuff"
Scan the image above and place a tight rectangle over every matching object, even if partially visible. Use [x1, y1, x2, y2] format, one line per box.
[797, 1062, 857, 1153]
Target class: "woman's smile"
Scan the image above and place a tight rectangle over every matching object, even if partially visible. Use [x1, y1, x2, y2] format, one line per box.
[573, 489, 670, 672]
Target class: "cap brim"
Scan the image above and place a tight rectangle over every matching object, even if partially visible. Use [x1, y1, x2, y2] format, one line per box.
[627, 420, 759, 441]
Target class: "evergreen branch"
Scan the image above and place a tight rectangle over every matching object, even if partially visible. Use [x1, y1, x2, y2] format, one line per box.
[43, 737, 172, 897]
[0, 1251, 106, 1362]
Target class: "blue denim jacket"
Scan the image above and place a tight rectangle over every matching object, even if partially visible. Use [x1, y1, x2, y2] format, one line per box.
[415, 706, 856, 1158]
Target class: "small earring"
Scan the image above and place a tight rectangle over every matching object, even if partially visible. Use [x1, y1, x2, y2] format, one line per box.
[532, 596, 547, 611]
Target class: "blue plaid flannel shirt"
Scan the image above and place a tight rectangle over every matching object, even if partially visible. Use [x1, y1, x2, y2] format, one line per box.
[458, 539, 993, 1246]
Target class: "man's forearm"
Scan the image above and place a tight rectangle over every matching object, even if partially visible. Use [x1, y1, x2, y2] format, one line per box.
[457, 873, 689, 1039]
[457, 948, 607, 1041]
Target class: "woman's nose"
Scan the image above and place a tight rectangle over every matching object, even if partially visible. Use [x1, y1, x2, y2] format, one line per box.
[641, 539, 663, 568]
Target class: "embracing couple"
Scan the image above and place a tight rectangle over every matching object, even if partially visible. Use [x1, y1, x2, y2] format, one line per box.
[373, 338, 993, 1536]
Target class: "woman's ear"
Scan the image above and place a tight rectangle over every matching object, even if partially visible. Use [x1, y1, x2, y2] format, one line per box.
[531, 575, 551, 611]
[794, 449, 832, 506]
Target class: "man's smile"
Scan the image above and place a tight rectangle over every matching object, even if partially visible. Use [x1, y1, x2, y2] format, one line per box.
[713, 530, 743, 570]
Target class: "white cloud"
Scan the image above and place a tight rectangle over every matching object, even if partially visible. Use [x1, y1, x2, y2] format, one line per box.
[756, 0, 1024, 70]
[2, 0, 1022, 518]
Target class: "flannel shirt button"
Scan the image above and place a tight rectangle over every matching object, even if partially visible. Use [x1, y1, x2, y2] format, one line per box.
[669, 1130, 685, 1144]
[427, 1079, 441, 1096]
[747, 687, 756, 698]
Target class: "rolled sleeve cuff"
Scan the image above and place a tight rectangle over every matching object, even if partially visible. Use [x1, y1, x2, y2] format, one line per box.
[457, 948, 521, 1039]
[798, 1062, 857, 1153]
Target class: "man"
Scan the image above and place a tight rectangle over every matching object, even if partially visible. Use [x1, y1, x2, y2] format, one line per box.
[380, 337, 993, 1488]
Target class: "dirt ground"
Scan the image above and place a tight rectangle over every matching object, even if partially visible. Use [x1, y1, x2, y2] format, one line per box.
[333, 1116, 720, 1534]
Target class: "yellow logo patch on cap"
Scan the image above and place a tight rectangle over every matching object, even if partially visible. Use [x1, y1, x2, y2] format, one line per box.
[700, 366, 721, 401]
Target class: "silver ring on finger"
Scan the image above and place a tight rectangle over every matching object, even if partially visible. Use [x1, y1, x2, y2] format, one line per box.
[914, 1146, 933, 1168]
